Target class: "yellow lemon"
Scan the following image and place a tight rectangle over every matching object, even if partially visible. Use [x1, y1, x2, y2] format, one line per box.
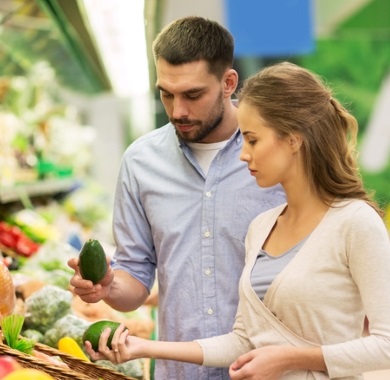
[58, 336, 90, 361]
[2, 368, 55, 380]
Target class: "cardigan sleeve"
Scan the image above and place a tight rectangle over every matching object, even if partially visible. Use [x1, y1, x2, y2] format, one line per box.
[322, 204, 390, 378]
[195, 291, 255, 367]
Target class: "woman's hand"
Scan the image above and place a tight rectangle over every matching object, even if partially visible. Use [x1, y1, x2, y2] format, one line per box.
[84, 323, 147, 364]
[229, 346, 289, 380]
[229, 345, 326, 380]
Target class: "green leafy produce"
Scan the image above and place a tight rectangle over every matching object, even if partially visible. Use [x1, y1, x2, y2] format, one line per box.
[79, 239, 107, 284]
[22, 329, 44, 343]
[43, 314, 91, 348]
[1, 314, 35, 354]
[62, 184, 110, 228]
[96, 359, 144, 379]
[23, 285, 72, 333]
[82, 320, 124, 351]
[19, 240, 77, 290]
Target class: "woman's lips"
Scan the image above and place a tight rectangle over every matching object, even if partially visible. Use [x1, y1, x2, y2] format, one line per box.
[248, 168, 257, 176]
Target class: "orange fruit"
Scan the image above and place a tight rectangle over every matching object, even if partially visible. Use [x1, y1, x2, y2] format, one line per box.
[2, 368, 55, 380]
[0, 261, 15, 316]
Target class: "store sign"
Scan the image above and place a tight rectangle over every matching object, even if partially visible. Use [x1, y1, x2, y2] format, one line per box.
[225, 0, 314, 56]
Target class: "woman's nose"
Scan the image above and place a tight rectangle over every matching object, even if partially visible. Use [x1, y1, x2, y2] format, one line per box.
[240, 150, 251, 162]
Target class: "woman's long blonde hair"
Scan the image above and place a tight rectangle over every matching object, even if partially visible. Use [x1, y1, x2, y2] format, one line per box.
[238, 61, 383, 216]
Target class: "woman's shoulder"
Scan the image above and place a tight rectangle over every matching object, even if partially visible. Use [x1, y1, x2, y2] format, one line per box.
[330, 198, 386, 234]
[332, 198, 380, 219]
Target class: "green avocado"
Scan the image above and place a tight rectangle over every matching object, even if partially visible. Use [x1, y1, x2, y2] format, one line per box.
[78, 239, 107, 284]
[82, 320, 124, 351]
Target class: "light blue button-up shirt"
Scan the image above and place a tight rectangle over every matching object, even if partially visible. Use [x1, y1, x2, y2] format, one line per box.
[112, 123, 285, 379]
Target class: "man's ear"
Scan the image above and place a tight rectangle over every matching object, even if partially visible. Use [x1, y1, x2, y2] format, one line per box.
[223, 69, 238, 97]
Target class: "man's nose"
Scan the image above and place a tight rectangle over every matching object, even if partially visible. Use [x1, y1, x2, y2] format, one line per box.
[172, 98, 189, 119]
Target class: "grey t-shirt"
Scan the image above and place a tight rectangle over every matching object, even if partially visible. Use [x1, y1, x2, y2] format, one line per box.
[251, 237, 308, 300]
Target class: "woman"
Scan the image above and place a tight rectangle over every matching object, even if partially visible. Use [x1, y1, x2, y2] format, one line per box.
[85, 62, 390, 379]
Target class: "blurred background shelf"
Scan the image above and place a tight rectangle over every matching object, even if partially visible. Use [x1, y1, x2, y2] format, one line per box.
[0, 178, 79, 204]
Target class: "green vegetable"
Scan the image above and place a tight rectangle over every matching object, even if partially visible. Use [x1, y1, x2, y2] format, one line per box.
[96, 359, 144, 379]
[42, 314, 91, 348]
[82, 320, 124, 351]
[22, 329, 44, 343]
[1, 314, 35, 354]
[78, 239, 107, 284]
[23, 285, 72, 333]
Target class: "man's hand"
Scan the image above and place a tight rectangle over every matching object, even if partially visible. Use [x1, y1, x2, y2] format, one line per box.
[68, 257, 114, 303]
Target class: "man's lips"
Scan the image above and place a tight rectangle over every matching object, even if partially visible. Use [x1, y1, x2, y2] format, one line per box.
[176, 123, 194, 132]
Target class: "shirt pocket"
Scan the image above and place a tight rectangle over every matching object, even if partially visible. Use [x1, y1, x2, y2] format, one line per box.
[227, 187, 285, 242]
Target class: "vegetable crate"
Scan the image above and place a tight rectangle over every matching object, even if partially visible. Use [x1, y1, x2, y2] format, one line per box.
[0, 341, 145, 380]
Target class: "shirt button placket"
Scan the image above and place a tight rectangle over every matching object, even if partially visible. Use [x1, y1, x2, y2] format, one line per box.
[202, 188, 216, 325]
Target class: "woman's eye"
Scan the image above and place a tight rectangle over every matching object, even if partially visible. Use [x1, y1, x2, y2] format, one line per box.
[248, 140, 257, 146]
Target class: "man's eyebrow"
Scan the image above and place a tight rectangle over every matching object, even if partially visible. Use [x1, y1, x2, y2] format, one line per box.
[156, 84, 166, 91]
[156, 84, 206, 94]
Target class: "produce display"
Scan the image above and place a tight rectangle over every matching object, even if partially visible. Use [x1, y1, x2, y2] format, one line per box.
[0, 63, 95, 187]
[0, 222, 40, 258]
[1, 269, 152, 379]
[0, 157, 155, 378]
[0, 58, 155, 380]
[0, 218, 154, 379]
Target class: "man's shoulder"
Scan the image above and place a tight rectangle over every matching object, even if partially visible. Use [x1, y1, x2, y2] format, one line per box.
[126, 123, 175, 153]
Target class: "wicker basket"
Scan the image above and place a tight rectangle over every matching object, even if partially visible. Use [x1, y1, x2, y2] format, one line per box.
[0, 341, 145, 380]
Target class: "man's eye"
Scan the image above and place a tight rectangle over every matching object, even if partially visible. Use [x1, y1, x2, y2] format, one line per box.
[161, 92, 173, 99]
[248, 140, 257, 146]
[186, 93, 201, 100]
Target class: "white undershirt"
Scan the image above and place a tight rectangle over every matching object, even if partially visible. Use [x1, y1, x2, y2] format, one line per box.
[188, 140, 229, 175]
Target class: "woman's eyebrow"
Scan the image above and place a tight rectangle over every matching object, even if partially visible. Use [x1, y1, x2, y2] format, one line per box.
[242, 131, 255, 136]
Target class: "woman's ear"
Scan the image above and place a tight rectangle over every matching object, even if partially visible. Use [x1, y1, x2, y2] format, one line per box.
[223, 69, 238, 97]
[289, 134, 303, 153]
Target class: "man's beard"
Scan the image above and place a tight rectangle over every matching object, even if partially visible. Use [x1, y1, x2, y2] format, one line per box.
[172, 92, 225, 143]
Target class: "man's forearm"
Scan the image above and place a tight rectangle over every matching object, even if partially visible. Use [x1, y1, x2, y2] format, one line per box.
[104, 270, 149, 311]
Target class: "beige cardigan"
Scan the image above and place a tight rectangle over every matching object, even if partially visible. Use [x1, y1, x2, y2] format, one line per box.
[196, 200, 390, 379]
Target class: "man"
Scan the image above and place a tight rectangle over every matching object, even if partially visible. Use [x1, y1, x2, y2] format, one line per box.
[69, 16, 285, 379]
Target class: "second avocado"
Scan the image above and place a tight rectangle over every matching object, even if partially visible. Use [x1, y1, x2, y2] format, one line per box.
[79, 239, 107, 284]
[82, 320, 123, 351]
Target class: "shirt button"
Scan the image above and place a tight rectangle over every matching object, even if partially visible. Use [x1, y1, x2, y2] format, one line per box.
[207, 308, 213, 315]
[205, 268, 211, 276]
[205, 191, 212, 197]
[204, 231, 211, 238]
